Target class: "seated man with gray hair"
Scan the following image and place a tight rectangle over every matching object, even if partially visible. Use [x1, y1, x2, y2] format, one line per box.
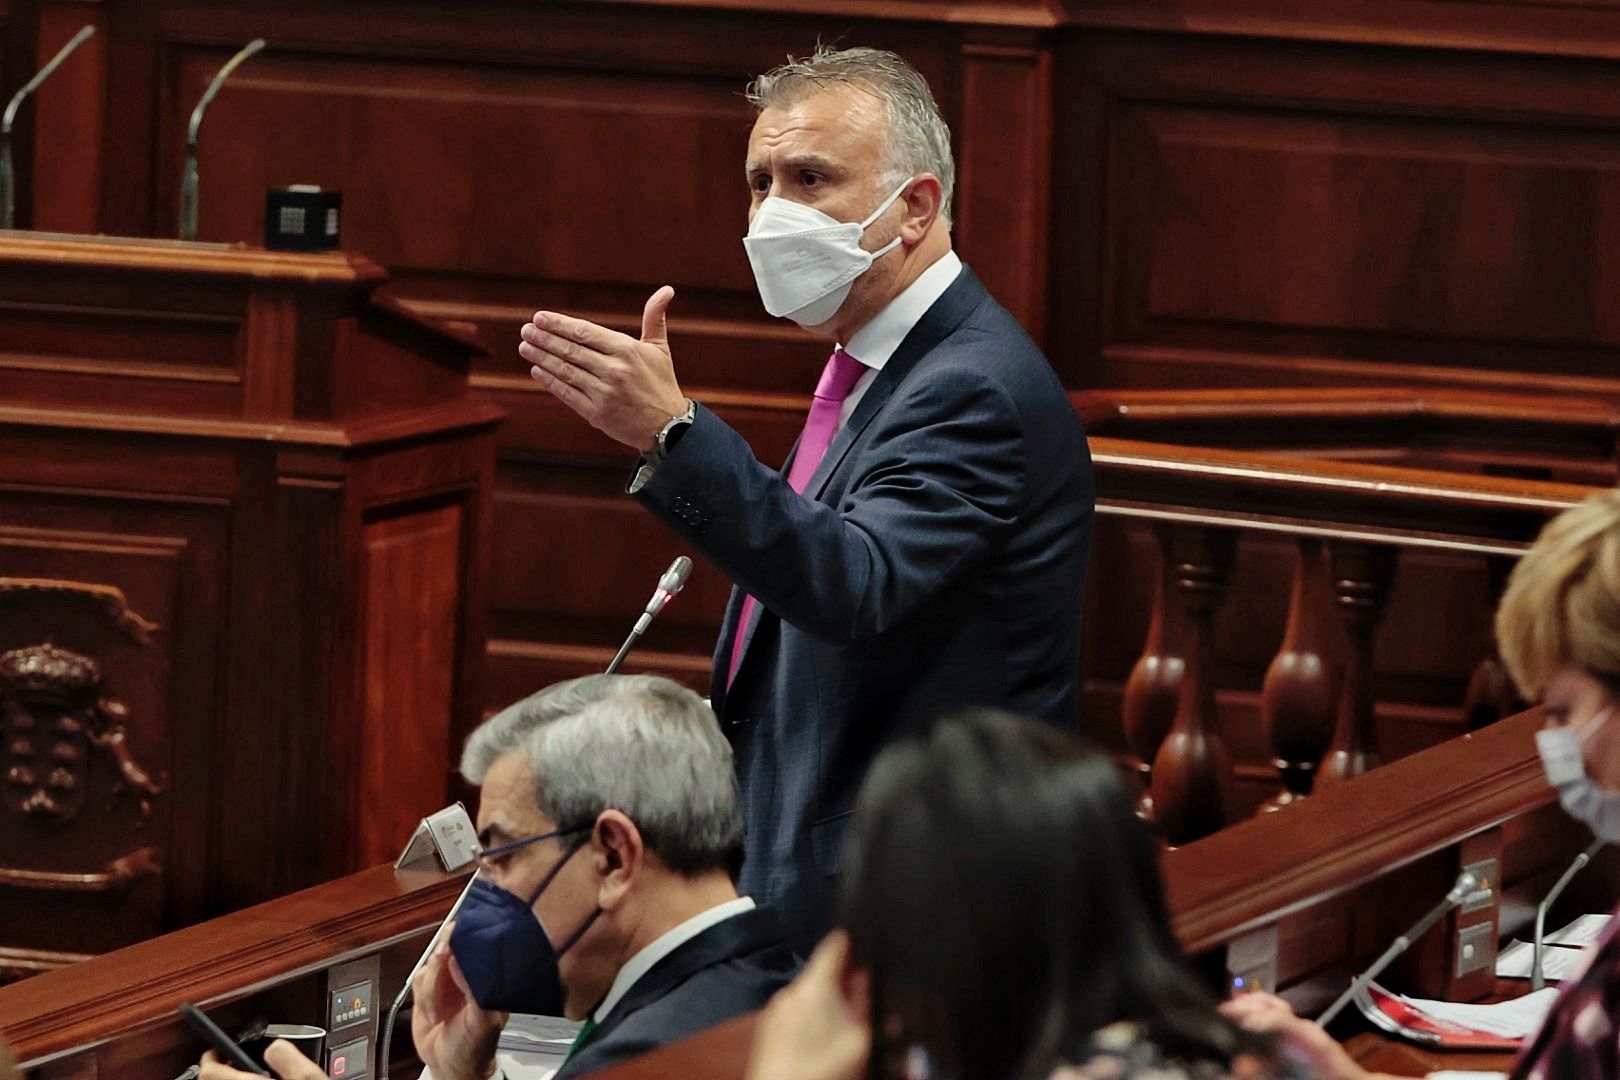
[199, 674, 795, 1080]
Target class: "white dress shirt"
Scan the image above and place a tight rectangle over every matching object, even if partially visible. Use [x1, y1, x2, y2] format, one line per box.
[837, 248, 963, 429]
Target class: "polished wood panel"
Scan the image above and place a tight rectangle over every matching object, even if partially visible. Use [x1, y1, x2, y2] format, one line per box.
[357, 503, 462, 868]
[0, 233, 498, 976]
[30, 1, 107, 235]
[1058, 31, 1620, 391]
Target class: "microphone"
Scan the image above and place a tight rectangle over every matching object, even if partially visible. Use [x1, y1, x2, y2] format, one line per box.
[604, 556, 693, 674]
[178, 38, 266, 240]
[1, 25, 96, 229]
[1317, 868, 1482, 1026]
[1532, 838, 1605, 990]
[377, 871, 480, 1080]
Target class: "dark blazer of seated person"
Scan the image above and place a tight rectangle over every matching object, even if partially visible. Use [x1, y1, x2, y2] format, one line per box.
[195, 675, 796, 1080]
[560, 903, 794, 1078]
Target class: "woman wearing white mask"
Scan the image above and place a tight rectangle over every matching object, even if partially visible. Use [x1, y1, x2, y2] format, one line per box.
[1226, 487, 1620, 1080]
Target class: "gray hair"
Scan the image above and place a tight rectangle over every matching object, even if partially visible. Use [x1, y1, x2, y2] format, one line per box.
[746, 45, 955, 226]
[462, 674, 742, 877]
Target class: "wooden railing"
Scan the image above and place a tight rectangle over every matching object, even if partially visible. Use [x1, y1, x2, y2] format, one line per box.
[0, 865, 464, 1079]
[1088, 433, 1597, 843]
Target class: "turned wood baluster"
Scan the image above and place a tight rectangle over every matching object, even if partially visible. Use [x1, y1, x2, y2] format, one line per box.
[1462, 554, 1525, 731]
[1150, 525, 1236, 845]
[1317, 542, 1397, 787]
[1259, 538, 1339, 811]
[1122, 524, 1182, 820]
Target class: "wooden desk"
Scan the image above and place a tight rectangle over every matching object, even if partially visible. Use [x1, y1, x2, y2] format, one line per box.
[0, 863, 464, 1078]
[0, 709, 1589, 1078]
[1346, 1032, 1516, 1077]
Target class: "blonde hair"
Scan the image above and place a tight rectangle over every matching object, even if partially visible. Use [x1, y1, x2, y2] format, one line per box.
[1496, 488, 1620, 698]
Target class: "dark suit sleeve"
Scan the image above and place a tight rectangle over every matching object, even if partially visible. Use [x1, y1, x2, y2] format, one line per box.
[634, 364, 1025, 643]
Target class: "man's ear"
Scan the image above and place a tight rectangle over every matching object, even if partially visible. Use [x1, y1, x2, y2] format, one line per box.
[592, 810, 644, 911]
[899, 174, 944, 244]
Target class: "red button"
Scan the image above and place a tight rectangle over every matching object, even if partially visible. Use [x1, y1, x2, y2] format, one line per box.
[331, 1055, 347, 1076]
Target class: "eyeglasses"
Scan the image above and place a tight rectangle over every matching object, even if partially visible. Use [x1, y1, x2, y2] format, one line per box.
[474, 824, 589, 870]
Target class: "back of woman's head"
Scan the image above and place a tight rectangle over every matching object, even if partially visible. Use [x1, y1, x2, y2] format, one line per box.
[1497, 489, 1620, 699]
[838, 710, 1243, 1080]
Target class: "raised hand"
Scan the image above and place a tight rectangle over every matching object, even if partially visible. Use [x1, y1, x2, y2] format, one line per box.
[411, 932, 504, 1080]
[519, 286, 688, 452]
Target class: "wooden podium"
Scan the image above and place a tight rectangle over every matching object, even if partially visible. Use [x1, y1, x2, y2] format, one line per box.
[0, 232, 501, 981]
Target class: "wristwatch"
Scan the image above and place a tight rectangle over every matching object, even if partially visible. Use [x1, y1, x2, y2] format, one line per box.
[645, 398, 696, 466]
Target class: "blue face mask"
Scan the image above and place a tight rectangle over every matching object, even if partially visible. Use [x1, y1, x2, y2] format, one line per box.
[1536, 707, 1620, 842]
[450, 827, 602, 1015]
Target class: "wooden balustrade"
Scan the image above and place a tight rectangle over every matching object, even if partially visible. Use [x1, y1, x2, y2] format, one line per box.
[1121, 523, 1182, 817]
[1097, 435, 1597, 838]
[1318, 542, 1397, 787]
[1462, 554, 1527, 731]
[1149, 526, 1236, 844]
[1258, 538, 1337, 810]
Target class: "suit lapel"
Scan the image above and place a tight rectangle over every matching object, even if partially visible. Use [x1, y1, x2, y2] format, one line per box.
[723, 266, 988, 695]
[804, 265, 985, 500]
[579, 909, 780, 1053]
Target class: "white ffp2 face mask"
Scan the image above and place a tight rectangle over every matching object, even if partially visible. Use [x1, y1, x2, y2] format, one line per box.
[743, 178, 912, 327]
[1536, 707, 1620, 841]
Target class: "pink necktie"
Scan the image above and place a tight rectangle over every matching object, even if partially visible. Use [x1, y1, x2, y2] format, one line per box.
[727, 347, 866, 686]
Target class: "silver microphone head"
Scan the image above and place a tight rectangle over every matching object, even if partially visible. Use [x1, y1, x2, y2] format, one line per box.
[657, 556, 693, 598]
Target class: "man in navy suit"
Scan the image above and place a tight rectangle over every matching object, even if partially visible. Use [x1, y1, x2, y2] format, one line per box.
[519, 46, 1093, 955]
[199, 676, 796, 1080]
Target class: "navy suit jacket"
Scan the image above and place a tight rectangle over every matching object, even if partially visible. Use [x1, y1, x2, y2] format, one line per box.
[635, 265, 1094, 954]
[555, 906, 797, 1078]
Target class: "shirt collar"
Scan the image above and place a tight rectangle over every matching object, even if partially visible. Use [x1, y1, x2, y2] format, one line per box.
[841, 249, 962, 373]
[592, 896, 757, 1023]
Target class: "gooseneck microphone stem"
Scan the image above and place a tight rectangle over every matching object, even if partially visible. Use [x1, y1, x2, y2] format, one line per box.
[1317, 869, 1480, 1027]
[1, 25, 96, 230]
[179, 38, 265, 240]
[604, 556, 693, 675]
[1532, 838, 1604, 991]
[377, 871, 480, 1080]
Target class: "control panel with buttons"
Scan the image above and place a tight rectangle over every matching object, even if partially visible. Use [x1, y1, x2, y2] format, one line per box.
[330, 981, 373, 1031]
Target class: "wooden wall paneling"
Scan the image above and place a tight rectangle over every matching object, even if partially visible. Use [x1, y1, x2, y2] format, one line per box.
[1058, 29, 1620, 391]
[480, 384, 807, 709]
[356, 502, 461, 867]
[1056, 0, 1620, 61]
[138, 0, 960, 398]
[338, 424, 496, 866]
[0, 266, 250, 420]
[953, 29, 1053, 344]
[30, 0, 108, 233]
[205, 447, 350, 907]
[0, 430, 232, 969]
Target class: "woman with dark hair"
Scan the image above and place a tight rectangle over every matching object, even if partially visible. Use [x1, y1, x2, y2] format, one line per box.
[746, 709, 1287, 1080]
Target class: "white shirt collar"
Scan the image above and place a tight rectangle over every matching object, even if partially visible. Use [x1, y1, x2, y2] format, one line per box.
[592, 896, 757, 1024]
[842, 249, 963, 373]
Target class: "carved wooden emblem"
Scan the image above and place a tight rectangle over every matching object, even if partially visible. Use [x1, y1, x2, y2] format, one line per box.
[1, 643, 163, 822]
